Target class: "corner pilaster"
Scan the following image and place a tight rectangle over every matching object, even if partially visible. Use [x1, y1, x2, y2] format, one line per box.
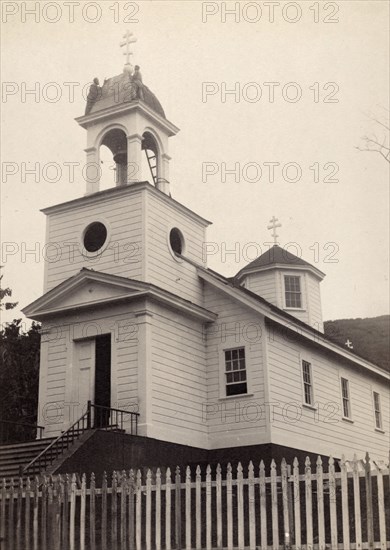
[135, 309, 154, 436]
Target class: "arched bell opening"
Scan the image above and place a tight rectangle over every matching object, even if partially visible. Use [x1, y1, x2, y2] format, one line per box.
[141, 131, 160, 187]
[101, 128, 128, 186]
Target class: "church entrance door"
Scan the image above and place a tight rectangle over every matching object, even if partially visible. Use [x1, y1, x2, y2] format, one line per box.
[94, 334, 112, 428]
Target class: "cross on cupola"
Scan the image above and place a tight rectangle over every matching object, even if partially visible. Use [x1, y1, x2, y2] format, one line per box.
[267, 216, 282, 245]
[120, 30, 137, 72]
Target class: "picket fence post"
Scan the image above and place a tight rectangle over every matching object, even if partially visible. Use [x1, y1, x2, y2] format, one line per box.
[0, 451, 388, 550]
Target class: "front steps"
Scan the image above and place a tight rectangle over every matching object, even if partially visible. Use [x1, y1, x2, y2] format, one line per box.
[0, 438, 56, 480]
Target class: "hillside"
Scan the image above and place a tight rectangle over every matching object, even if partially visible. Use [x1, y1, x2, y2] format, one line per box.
[324, 315, 390, 371]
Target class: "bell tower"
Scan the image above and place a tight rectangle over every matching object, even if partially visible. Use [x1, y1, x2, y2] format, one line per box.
[36, 36, 210, 307]
[75, 32, 179, 195]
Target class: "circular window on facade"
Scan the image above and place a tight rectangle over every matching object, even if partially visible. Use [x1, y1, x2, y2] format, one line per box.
[169, 227, 185, 256]
[83, 222, 108, 253]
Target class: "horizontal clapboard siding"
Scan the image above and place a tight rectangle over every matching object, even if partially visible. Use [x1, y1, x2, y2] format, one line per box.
[245, 271, 277, 305]
[38, 305, 140, 437]
[204, 284, 267, 449]
[150, 306, 207, 447]
[40, 333, 67, 437]
[146, 192, 206, 305]
[306, 273, 323, 331]
[44, 191, 143, 292]
[267, 325, 389, 461]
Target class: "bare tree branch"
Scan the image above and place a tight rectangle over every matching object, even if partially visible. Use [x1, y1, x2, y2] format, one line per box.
[358, 109, 390, 164]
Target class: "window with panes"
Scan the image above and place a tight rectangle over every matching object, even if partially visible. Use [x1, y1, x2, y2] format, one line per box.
[225, 348, 247, 396]
[284, 275, 302, 308]
[302, 360, 313, 405]
[341, 378, 351, 418]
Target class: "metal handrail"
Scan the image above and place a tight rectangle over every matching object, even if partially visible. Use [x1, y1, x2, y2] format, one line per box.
[22, 402, 140, 475]
[22, 408, 91, 475]
[89, 401, 139, 434]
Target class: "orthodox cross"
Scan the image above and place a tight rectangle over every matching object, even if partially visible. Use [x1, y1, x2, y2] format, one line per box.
[267, 216, 282, 245]
[345, 339, 354, 349]
[120, 31, 137, 65]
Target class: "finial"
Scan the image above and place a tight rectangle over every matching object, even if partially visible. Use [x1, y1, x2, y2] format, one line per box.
[120, 30, 137, 73]
[267, 216, 282, 245]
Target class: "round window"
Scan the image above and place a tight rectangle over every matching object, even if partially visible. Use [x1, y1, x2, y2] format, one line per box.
[83, 222, 108, 252]
[169, 228, 184, 256]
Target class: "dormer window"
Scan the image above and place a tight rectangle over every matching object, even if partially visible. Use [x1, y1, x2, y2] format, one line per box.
[284, 275, 302, 308]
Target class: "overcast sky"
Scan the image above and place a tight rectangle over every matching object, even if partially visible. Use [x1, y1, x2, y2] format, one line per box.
[1, 0, 389, 327]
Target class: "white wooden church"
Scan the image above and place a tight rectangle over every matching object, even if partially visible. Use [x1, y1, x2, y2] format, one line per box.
[23, 44, 389, 470]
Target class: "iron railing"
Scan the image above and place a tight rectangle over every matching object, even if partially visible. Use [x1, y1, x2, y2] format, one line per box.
[22, 402, 139, 475]
[88, 401, 139, 434]
[0, 419, 45, 444]
[22, 408, 91, 475]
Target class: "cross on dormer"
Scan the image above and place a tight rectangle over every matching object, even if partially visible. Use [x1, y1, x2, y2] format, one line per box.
[345, 339, 354, 349]
[120, 30, 137, 66]
[267, 216, 282, 245]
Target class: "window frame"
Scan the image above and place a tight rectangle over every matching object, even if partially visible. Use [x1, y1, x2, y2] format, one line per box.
[283, 273, 305, 310]
[223, 346, 248, 397]
[80, 216, 111, 258]
[167, 226, 186, 263]
[301, 358, 315, 407]
[340, 377, 352, 420]
[372, 391, 383, 431]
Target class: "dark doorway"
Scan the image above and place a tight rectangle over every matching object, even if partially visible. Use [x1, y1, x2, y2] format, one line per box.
[94, 334, 111, 428]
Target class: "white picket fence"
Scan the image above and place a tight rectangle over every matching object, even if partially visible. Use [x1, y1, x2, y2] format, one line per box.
[0, 453, 389, 549]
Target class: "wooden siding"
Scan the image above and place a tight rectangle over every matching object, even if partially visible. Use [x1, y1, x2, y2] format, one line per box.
[267, 324, 389, 461]
[150, 304, 207, 448]
[245, 271, 277, 305]
[274, 271, 323, 331]
[145, 192, 206, 306]
[44, 190, 143, 292]
[306, 272, 324, 331]
[38, 304, 140, 438]
[204, 284, 267, 450]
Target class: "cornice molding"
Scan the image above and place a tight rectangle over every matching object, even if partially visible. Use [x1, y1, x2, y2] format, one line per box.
[75, 100, 180, 137]
[23, 270, 217, 323]
[40, 181, 211, 227]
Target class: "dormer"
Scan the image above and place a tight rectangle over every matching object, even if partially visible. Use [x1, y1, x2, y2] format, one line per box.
[235, 245, 325, 332]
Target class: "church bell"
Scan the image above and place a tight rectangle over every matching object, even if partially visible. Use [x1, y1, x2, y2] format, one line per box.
[113, 148, 128, 165]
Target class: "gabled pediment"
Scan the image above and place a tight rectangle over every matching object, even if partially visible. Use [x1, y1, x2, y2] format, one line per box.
[22, 269, 147, 319]
[22, 268, 217, 323]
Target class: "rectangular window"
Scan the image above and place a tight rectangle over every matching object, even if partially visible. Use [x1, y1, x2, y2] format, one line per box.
[341, 378, 351, 418]
[284, 275, 302, 308]
[302, 360, 313, 405]
[373, 391, 382, 430]
[225, 347, 247, 396]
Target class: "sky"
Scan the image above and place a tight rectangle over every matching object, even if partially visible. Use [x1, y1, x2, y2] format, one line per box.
[1, 0, 389, 327]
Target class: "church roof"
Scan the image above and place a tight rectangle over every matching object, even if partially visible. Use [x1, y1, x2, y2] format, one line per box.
[236, 244, 325, 280]
[197, 265, 389, 376]
[89, 72, 166, 119]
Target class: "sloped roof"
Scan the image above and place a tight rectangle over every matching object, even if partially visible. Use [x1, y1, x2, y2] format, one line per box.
[196, 264, 388, 376]
[89, 72, 166, 119]
[22, 268, 216, 322]
[236, 244, 325, 280]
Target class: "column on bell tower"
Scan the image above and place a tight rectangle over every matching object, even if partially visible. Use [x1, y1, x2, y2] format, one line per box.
[76, 34, 179, 195]
[84, 146, 100, 194]
[127, 133, 143, 183]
